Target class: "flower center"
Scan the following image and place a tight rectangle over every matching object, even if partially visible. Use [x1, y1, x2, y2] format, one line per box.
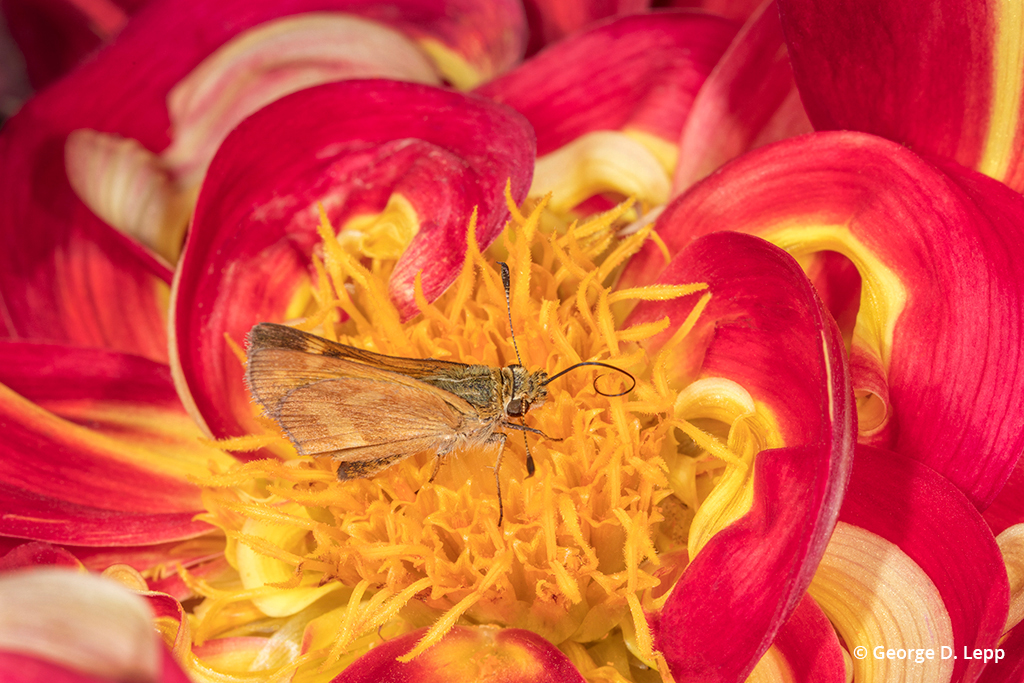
[198, 194, 711, 677]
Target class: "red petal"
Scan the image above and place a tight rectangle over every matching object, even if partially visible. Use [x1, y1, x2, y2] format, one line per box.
[477, 11, 738, 155]
[778, 0, 1024, 191]
[660, 0, 764, 22]
[0, 541, 82, 571]
[635, 232, 854, 682]
[0, 118, 171, 359]
[673, 0, 812, 194]
[171, 80, 534, 438]
[836, 446, 1009, 683]
[0, 653, 115, 683]
[976, 619, 1024, 683]
[519, 0, 647, 54]
[625, 131, 1024, 508]
[984, 458, 1024, 536]
[334, 625, 585, 683]
[2, 0, 129, 88]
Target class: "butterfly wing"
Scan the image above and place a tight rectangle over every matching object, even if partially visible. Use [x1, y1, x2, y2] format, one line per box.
[269, 374, 466, 454]
[248, 323, 474, 379]
[246, 326, 489, 479]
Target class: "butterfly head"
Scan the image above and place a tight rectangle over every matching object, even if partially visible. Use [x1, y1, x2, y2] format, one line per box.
[505, 365, 548, 417]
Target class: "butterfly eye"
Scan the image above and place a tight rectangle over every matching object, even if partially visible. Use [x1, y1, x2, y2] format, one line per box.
[506, 398, 525, 416]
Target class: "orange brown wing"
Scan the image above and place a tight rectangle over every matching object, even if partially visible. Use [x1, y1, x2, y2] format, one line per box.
[271, 375, 471, 456]
[246, 332, 489, 479]
[248, 322, 472, 378]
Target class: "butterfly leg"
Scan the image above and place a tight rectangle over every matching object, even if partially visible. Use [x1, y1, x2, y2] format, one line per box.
[428, 454, 444, 483]
[418, 446, 452, 495]
[488, 432, 508, 525]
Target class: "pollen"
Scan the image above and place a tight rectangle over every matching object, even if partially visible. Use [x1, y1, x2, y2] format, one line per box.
[195, 190, 720, 681]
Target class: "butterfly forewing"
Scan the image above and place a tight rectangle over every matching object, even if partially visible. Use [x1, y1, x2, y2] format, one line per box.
[248, 323, 473, 378]
[245, 323, 491, 476]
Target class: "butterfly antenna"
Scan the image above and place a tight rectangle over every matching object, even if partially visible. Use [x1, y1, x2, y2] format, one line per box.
[541, 362, 637, 397]
[498, 262, 536, 482]
[497, 262, 523, 366]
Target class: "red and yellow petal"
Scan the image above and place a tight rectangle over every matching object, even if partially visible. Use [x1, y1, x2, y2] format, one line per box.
[811, 446, 1008, 683]
[0, 0, 521, 358]
[170, 79, 535, 439]
[778, 0, 1024, 191]
[0, 341, 231, 545]
[631, 231, 853, 681]
[74, 0, 526, 257]
[625, 131, 1024, 509]
[372, 0, 527, 87]
[1, 537, 228, 601]
[477, 12, 737, 214]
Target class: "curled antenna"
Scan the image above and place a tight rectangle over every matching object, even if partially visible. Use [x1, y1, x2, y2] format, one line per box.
[541, 361, 637, 397]
[497, 262, 523, 366]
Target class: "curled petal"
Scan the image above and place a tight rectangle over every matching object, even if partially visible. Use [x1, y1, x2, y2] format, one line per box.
[65, 129, 191, 264]
[625, 131, 1024, 508]
[778, 0, 1024, 191]
[812, 521, 955, 681]
[334, 625, 585, 683]
[477, 12, 737, 211]
[634, 232, 853, 681]
[0, 341, 229, 545]
[369, 0, 528, 87]
[673, 0, 813, 194]
[811, 446, 1008, 683]
[170, 80, 534, 438]
[159, 13, 444, 189]
[479, 12, 736, 152]
[67, 13, 444, 265]
[236, 509, 342, 617]
[748, 595, 846, 682]
[0, 0, 522, 356]
[528, 131, 672, 214]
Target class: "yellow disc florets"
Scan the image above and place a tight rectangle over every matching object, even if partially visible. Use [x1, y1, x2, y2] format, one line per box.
[194, 191, 713, 682]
